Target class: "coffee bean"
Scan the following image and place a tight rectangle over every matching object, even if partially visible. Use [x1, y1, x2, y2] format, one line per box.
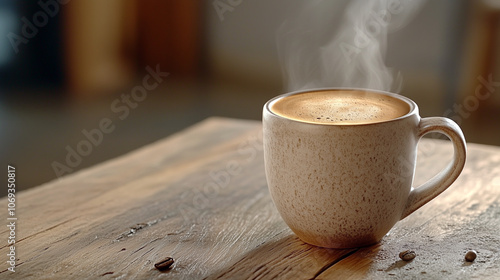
[465, 250, 477, 262]
[399, 250, 409, 259]
[155, 257, 174, 271]
[399, 250, 416, 261]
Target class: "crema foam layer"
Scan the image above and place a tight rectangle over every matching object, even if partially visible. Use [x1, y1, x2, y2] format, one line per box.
[271, 90, 410, 125]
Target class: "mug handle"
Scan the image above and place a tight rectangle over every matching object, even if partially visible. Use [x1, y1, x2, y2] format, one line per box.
[401, 117, 467, 219]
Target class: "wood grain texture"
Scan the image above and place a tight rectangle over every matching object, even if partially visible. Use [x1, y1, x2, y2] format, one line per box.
[1, 117, 499, 279]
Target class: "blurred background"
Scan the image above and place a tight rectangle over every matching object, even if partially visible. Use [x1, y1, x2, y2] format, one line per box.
[1, 0, 499, 192]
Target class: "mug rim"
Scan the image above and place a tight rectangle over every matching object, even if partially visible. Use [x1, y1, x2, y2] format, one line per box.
[264, 87, 418, 126]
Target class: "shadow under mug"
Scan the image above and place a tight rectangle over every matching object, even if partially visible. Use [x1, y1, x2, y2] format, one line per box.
[262, 88, 467, 248]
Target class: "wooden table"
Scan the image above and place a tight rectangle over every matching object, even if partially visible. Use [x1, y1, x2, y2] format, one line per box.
[2, 117, 500, 279]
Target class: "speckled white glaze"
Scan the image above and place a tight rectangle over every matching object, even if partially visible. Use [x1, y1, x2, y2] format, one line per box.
[263, 88, 467, 249]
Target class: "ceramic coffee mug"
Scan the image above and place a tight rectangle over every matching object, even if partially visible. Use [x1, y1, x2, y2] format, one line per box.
[263, 88, 466, 248]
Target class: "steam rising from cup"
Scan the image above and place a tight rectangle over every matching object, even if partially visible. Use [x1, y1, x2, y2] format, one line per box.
[277, 0, 427, 92]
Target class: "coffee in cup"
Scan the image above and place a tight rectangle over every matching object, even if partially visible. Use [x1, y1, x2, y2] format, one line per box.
[263, 88, 466, 248]
[270, 89, 409, 124]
